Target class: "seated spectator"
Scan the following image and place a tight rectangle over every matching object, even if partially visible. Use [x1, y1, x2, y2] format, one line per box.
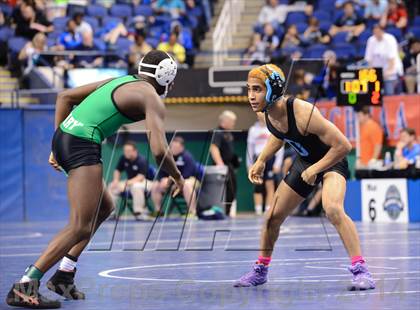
[364, 24, 403, 95]
[153, 0, 186, 19]
[321, 50, 341, 98]
[101, 21, 129, 47]
[18, 32, 46, 65]
[288, 0, 314, 16]
[151, 136, 199, 215]
[171, 21, 194, 51]
[403, 38, 420, 94]
[72, 12, 93, 36]
[157, 31, 186, 64]
[329, 1, 365, 42]
[335, 0, 367, 10]
[280, 24, 300, 48]
[262, 23, 280, 53]
[109, 141, 154, 220]
[356, 106, 384, 169]
[364, 0, 388, 23]
[128, 29, 152, 72]
[288, 68, 311, 100]
[59, 19, 82, 50]
[258, 0, 283, 25]
[73, 32, 104, 68]
[380, 0, 407, 30]
[12, 1, 54, 40]
[394, 128, 420, 169]
[301, 17, 331, 46]
[242, 33, 269, 65]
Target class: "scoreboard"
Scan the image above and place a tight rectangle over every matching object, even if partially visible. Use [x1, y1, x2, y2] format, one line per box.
[337, 67, 383, 106]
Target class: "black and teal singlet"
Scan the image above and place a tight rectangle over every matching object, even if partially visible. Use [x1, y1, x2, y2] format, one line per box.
[265, 96, 330, 163]
[59, 75, 140, 144]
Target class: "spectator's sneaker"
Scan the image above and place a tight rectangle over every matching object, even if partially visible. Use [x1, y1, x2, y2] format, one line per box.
[348, 262, 375, 291]
[47, 269, 85, 300]
[233, 263, 268, 287]
[6, 280, 61, 309]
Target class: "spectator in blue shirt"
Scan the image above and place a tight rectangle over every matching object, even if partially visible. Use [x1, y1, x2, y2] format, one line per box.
[59, 19, 82, 50]
[153, 0, 186, 18]
[394, 128, 420, 169]
[151, 136, 199, 215]
[364, 0, 388, 23]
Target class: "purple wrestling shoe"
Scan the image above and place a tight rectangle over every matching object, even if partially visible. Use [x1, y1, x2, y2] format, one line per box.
[348, 262, 375, 291]
[234, 263, 268, 287]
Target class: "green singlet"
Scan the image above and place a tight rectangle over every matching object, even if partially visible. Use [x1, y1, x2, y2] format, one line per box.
[59, 75, 140, 144]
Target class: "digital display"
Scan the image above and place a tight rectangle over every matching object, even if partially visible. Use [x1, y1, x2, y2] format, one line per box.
[67, 68, 127, 88]
[336, 68, 383, 106]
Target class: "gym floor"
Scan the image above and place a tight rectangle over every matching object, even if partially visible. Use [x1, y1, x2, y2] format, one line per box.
[1, 216, 419, 310]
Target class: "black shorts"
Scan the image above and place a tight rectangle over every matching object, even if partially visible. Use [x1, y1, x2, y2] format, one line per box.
[284, 156, 349, 198]
[52, 128, 102, 173]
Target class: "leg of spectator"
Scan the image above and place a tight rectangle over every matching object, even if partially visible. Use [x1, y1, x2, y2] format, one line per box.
[130, 182, 147, 214]
[183, 178, 197, 216]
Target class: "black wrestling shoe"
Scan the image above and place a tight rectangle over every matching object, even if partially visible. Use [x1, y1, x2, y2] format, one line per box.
[46, 269, 85, 300]
[6, 280, 61, 309]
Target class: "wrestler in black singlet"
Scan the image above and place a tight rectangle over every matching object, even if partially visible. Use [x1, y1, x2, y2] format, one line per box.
[265, 97, 349, 197]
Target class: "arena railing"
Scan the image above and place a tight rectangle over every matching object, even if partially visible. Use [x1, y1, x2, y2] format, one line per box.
[212, 0, 245, 67]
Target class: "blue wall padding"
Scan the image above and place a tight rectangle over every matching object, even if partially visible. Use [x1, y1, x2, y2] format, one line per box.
[344, 180, 361, 221]
[0, 110, 24, 221]
[408, 180, 420, 222]
[23, 109, 69, 220]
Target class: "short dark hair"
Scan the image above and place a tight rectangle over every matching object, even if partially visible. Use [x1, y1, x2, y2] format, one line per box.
[124, 141, 138, 150]
[72, 12, 84, 20]
[401, 127, 416, 137]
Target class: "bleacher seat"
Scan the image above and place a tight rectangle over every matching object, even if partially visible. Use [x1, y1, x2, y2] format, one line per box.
[86, 4, 108, 18]
[109, 4, 132, 18]
[0, 27, 13, 43]
[281, 46, 303, 57]
[386, 26, 402, 42]
[84, 16, 99, 30]
[358, 30, 372, 43]
[8, 37, 29, 54]
[331, 32, 348, 44]
[313, 11, 331, 22]
[304, 44, 327, 58]
[146, 37, 159, 48]
[317, 0, 336, 12]
[115, 37, 133, 58]
[52, 17, 69, 32]
[276, 25, 285, 39]
[413, 16, 420, 26]
[104, 16, 124, 27]
[285, 12, 307, 26]
[333, 43, 356, 60]
[93, 38, 106, 51]
[319, 21, 332, 32]
[295, 22, 308, 34]
[133, 5, 153, 17]
[408, 26, 420, 39]
[149, 26, 164, 39]
[0, 3, 13, 17]
[355, 43, 366, 59]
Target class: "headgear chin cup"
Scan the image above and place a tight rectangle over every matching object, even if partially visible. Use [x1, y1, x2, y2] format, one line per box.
[138, 55, 178, 98]
[261, 66, 285, 111]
